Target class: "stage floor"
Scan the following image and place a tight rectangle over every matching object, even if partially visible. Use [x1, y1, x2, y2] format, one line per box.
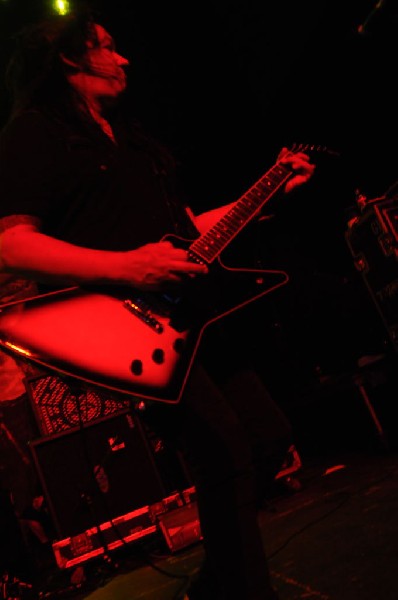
[31, 444, 398, 600]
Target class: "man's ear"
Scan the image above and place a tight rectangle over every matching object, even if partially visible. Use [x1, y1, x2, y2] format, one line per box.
[60, 53, 81, 70]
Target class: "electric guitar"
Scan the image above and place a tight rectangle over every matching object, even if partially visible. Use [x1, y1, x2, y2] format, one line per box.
[0, 144, 323, 404]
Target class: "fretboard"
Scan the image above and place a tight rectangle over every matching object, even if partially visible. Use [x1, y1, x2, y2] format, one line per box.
[189, 161, 291, 264]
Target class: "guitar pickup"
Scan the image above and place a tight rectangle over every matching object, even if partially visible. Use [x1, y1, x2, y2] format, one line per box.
[123, 299, 163, 334]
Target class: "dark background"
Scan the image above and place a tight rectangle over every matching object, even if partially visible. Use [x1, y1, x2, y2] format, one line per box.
[1, 0, 397, 451]
[1, 1, 397, 199]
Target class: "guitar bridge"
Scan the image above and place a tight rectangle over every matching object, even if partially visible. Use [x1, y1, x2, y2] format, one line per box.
[123, 299, 163, 333]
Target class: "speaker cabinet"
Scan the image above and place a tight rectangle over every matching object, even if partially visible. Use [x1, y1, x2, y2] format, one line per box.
[29, 410, 166, 539]
[24, 373, 131, 436]
[345, 196, 398, 352]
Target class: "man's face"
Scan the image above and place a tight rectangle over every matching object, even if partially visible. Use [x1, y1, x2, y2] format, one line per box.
[66, 23, 129, 106]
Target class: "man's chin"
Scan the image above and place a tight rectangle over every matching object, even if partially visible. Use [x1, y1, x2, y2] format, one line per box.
[100, 90, 124, 108]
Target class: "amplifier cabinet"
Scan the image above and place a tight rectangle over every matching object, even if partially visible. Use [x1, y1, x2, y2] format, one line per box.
[29, 410, 166, 539]
[24, 373, 131, 436]
[345, 196, 398, 352]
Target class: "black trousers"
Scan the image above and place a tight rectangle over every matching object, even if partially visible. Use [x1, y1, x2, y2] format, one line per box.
[143, 357, 292, 600]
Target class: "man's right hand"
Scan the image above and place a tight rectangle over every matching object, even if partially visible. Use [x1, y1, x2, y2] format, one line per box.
[122, 241, 208, 290]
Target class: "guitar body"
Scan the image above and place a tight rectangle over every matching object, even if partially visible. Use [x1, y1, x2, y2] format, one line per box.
[0, 144, 327, 403]
[0, 239, 288, 403]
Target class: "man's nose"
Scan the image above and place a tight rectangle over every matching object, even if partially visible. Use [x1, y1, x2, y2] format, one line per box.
[115, 53, 129, 67]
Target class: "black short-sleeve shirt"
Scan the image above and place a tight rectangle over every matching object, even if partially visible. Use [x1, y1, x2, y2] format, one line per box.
[0, 110, 197, 251]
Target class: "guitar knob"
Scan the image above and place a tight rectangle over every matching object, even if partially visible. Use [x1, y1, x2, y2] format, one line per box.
[152, 349, 165, 364]
[173, 338, 185, 354]
[130, 359, 143, 376]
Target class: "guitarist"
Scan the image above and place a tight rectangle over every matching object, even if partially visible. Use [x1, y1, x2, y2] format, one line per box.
[0, 9, 315, 600]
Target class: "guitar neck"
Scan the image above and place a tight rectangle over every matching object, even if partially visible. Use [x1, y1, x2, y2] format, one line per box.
[189, 160, 292, 264]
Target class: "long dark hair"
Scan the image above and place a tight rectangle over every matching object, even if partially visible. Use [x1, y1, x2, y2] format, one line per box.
[4, 7, 181, 185]
[5, 7, 101, 122]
